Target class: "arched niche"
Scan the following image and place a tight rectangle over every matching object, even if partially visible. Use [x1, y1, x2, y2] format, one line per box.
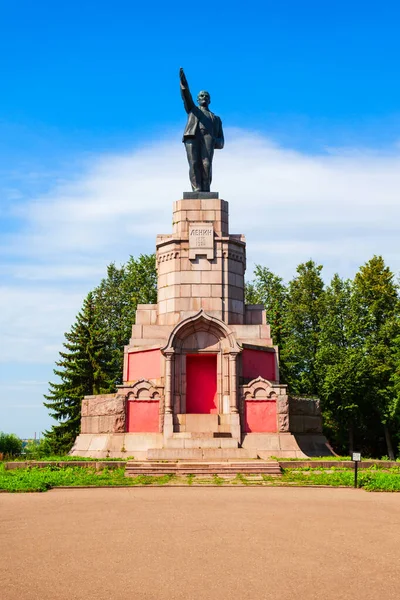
[161, 310, 241, 417]
[241, 377, 279, 434]
[125, 379, 162, 433]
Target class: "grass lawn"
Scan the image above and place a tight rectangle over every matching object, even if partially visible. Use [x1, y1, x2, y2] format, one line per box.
[1, 463, 399, 493]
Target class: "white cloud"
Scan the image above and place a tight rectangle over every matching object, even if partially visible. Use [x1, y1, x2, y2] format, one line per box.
[1, 128, 400, 370]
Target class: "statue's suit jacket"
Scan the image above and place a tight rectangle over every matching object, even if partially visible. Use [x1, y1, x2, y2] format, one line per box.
[181, 86, 224, 150]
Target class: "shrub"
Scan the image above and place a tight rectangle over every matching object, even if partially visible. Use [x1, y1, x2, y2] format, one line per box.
[24, 438, 53, 459]
[0, 432, 23, 458]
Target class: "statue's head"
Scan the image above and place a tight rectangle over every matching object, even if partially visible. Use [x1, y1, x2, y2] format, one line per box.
[197, 90, 210, 108]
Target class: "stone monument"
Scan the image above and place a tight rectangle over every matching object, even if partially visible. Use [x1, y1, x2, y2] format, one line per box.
[70, 70, 330, 459]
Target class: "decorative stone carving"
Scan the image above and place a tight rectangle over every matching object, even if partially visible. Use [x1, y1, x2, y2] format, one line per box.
[189, 223, 214, 259]
[125, 380, 162, 401]
[242, 376, 280, 400]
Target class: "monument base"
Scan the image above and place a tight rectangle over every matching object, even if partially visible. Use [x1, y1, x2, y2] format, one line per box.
[69, 431, 332, 459]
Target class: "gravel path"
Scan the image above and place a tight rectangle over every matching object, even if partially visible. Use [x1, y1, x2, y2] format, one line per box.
[1, 487, 399, 600]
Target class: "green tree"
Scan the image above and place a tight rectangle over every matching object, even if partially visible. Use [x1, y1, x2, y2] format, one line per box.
[0, 432, 23, 457]
[43, 292, 114, 454]
[351, 256, 400, 458]
[316, 275, 369, 453]
[249, 266, 288, 350]
[282, 260, 325, 395]
[390, 325, 400, 455]
[94, 254, 157, 386]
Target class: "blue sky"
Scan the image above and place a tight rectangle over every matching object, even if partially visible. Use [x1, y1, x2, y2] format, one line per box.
[1, 0, 400, 437]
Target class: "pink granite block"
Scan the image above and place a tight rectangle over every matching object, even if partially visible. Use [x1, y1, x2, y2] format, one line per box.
[166, 298, 176, 312]
[200, 199, 223, 210]
[201, 270, 222, 284]
[260, 324, 271, 339]
[136, 310, 152, 325]
[190, 256, 212, 271]
[185, 210, 202, 221]
[167, 272, 181, 285]
[158, 299, 167, 314]
[176, 297, 192, 311]
[201, 297, 222, 311]
[192, 284, 211, 297]
[211, 285, 223, 297]
[181, 271, 201, 284]
[131, 324, 143, 339]
[202, 210, 216, 221]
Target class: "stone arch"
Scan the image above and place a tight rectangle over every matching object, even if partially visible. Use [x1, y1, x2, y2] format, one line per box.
[162, 309, 241, 354]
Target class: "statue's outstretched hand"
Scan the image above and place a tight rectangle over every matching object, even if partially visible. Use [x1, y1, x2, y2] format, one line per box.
[179, 67, 188, 88]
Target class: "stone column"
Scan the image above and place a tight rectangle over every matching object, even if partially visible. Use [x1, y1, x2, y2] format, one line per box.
[164, 353, 173, 414]
[163, 352, 174, 440]
[229, 354, 238, 414]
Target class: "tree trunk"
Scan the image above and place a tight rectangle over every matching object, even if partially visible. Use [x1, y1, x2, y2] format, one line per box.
[383, 423, 395, 460]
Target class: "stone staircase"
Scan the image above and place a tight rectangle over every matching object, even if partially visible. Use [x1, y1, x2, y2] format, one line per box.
[125, 459, 282, 477]
[164, 432, 239, 449]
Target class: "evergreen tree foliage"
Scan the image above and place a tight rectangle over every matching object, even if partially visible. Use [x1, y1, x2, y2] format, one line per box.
[43, 255, 157, 454]
[43, 292, 114, 453]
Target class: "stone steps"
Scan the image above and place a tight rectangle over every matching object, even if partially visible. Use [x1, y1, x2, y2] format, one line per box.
[164, 436, 239, 449]
[147, 448, 249, 460]
[125, 460, 282, 477]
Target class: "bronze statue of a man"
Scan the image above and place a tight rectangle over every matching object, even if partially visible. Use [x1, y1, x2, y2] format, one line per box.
[180, 68, 224, 192]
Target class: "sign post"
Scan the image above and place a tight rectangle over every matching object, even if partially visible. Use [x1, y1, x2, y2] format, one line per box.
[352, 452, 361, 488]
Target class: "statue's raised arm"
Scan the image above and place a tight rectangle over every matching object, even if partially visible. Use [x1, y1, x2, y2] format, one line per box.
[180, 67, 224, 192]
[180, 67, 195, 113]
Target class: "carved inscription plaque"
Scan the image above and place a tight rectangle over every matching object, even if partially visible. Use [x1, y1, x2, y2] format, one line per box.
[189, 222, 214, 259]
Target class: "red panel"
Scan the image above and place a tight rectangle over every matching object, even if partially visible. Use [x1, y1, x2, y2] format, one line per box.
[186, 354, 217, 414]
[127, 401, 159, 432]
[242, 349, 275, 381]
[245, 400, 277, 433]
[127, 349, 161, 382]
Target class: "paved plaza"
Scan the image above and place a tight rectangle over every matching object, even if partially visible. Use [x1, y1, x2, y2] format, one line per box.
[1, 487, 399, 600]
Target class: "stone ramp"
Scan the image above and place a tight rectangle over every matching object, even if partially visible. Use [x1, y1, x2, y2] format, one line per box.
[125, 460, 282, 477]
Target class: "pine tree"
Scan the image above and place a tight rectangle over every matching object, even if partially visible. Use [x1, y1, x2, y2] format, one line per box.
[43, 292, 114, 454]
[43, 254, 158, 453]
